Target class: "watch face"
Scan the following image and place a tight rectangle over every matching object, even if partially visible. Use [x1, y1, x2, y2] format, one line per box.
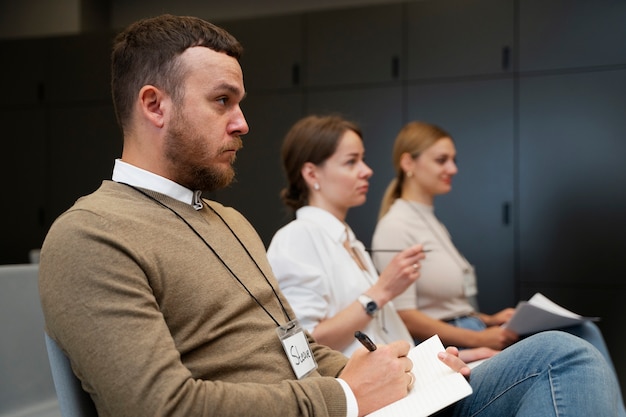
[358, 295, 378, 316]
[366, 301, 378, 314]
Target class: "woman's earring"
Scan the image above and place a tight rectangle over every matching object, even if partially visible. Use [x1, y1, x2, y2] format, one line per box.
[405, 171, 413, 178]
[313, 183, 320, 191]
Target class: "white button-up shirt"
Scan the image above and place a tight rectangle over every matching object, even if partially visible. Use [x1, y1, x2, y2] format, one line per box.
[267, 206, 414, 357]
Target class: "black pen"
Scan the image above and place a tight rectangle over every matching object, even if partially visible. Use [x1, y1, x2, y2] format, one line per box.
[355, 331, 377, 351]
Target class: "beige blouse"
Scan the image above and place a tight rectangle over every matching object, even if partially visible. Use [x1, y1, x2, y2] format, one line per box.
[371, 199, 475, 321]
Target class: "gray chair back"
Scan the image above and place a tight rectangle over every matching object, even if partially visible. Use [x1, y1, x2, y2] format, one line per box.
[45, 333, 98, 417]
[0, 264, 59, 417]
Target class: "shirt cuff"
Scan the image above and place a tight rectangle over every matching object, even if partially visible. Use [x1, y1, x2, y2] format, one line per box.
[337, 378, 359, 417]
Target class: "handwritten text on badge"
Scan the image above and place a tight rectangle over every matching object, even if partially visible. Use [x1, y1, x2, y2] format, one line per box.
[282, 331, 316, 379]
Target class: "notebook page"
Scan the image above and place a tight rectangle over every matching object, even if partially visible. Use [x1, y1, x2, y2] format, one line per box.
[367, 335, 472, 417]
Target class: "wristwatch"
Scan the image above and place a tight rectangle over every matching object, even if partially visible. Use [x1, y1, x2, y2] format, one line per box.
[358, 294, 379, 316]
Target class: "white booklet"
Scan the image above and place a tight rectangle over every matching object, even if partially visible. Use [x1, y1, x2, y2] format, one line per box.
[367, 334, 472, 417]
[503, 292, 600, 336]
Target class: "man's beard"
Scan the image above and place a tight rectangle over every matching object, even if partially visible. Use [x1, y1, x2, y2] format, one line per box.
[164, 121, 241, 192]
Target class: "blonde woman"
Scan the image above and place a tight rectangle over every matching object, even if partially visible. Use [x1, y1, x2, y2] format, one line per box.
[372, 121, 622, 393]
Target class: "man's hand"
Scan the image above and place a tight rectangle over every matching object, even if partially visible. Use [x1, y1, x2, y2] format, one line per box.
[481, 308, 516, 326]
[339, 340, 412, 416]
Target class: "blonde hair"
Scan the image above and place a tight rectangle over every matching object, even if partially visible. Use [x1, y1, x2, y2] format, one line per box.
[378, 121, 451, 219]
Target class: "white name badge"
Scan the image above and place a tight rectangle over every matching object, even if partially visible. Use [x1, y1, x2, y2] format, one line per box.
[276, 319, 318, 379]
[463, 265, 478, 298]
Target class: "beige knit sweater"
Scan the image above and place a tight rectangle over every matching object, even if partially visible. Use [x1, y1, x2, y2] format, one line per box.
[39, 181, 348, 417]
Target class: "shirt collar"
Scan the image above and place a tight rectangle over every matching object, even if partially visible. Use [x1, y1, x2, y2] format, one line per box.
[295, 206, 353, 244]
[112, 159, 204, 210]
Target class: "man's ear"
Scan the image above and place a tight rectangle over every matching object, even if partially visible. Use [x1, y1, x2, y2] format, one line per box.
[138, 85, 167, 128]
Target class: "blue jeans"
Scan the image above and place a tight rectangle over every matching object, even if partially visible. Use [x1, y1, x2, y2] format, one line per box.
[445, 315, 486, 332]
[446, 316, 625, 415]
[564, 320, 617, 371]
[448, 316, 618, 371]
[442, 331, 624, 416]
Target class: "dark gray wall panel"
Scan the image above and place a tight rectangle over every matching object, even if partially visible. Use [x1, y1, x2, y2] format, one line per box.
[407, 0, 514, 80]
[219, 14, 304, 91]
[305, 4, 403, 87]
[519, 0, 626, 71]
[43, 33, 114, 103]
[0, 39, 45, 106]
[407, 78, 516, 313]
[45, 104, 121, 229]
[519, 69, 626, 286]
[0, 109, 47, 264]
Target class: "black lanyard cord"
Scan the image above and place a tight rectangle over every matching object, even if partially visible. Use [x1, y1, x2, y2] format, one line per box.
[120, 183, 292, 326]
[204, 203, 293, 323]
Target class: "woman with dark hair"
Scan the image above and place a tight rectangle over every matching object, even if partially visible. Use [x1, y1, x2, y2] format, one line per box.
[267, 115, 428, 356]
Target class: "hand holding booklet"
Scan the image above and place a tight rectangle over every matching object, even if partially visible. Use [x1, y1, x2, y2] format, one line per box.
[503, 292, 600, 336]
[366, 335, 472, 417]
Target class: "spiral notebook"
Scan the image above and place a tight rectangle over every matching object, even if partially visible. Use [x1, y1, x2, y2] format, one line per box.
[366, 334, 472, 417]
